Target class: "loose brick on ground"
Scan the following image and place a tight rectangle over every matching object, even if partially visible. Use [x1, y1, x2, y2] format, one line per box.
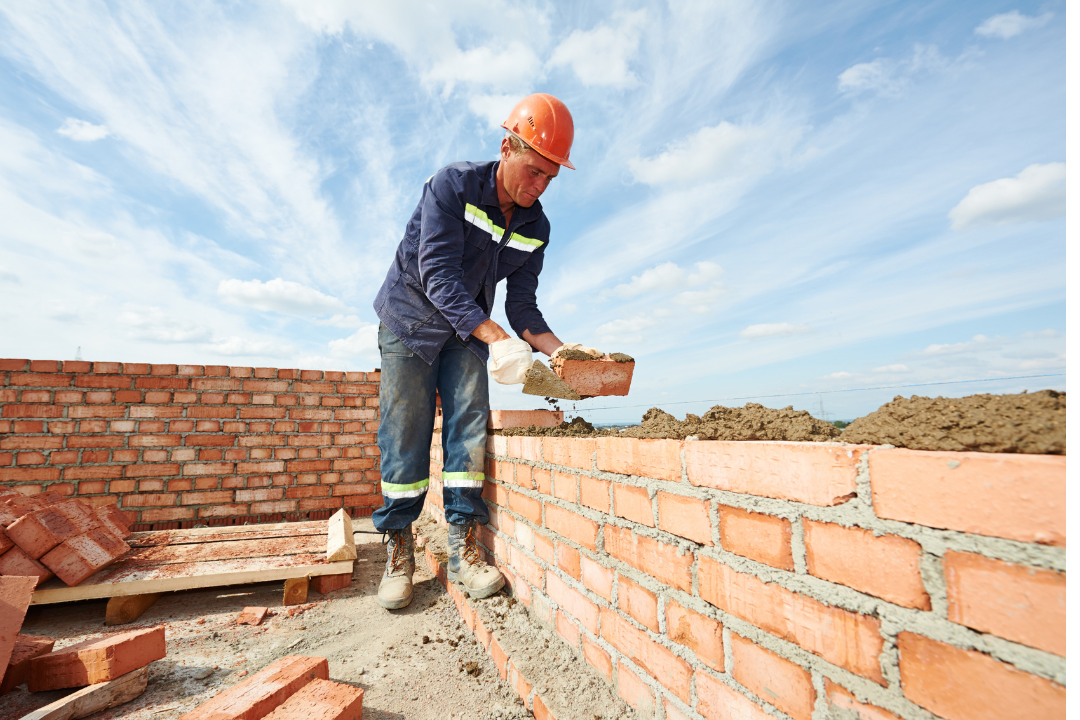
[28, 625, 166, 691]
[237, 607, 270, 626]
[262, 678, 363, 720]
[311, 573, 352, 595]
[0, 576, 38, 687]
[0, 546, 54, 584]
[179, 655, 329, 720]
[1, 633, 55, 694]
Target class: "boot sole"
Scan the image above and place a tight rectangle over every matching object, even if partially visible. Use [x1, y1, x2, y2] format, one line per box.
[448, 570, 505, 599]
[378, 590, 413, 610]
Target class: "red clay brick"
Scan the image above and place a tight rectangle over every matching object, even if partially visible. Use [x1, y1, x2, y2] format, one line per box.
[687, 441, 862, 506]
[657, 492, 712, 545]
[178, 655, 329, 720]
[28, 626, 166, 691]
[506, 435, 543, 462]
[551, 470, 576, 502]
[717, 505, 793, 570]
[0, 527, 11, 555]
[870, 449, 1065, 546]
[261, 678, 364, 720]
[546, 572, 599, 634]
[487, 410, 563, 429]
[597, 437, 681, 481]
[5, 504, 81, 558]
[40, 526, 130, 586]
[580, 475, 610, 512]
[943, 551, 1065, 656]
[699, 558, 884, 683]
[896, 632, 1065, 720]
[613, 483, 653, 526]
[1, 633, 55, 694]
[580, 554, 614, 600]
[0, 547, 53, 584]
[665, 600, 724, 672]
[601, 608, 692, 702]
[542, 437, 596, 471]
[695, 669, 772, 720]
[95, 504, 132, 538]
[508, 491, 542, 525]
[616, 662, 655, 716]
[556, 610, 580, 648]
[616, 575, 657, 631]
[604, 524, 692, 592]
[730, 634, 815, 720]
[0, 576, 37, 682]
[310, 573, 352, 595]
[545, 505, 598, 550]
[551, 355, 634, 397]
[821, 679, 902, 720]
[582, 635, 612, 681]
[804, 520, 929, 609]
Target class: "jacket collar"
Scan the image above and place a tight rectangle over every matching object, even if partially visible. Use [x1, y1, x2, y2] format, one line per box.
[483, 160, 543, 226]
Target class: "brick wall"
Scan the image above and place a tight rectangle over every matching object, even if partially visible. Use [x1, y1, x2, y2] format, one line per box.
[0, 359, 382, 530]
[426, 413, 1066, 720]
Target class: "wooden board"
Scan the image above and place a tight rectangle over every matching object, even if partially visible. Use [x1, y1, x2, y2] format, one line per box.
[105, 593, 162, 625]
[129, 521, 328, 548]
[121, 534, 325, 567]
[17, 665, 148, 720]
[325, 510, 356, 562]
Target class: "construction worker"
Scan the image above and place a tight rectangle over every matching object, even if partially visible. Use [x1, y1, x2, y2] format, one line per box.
[370, 93, 596, 609]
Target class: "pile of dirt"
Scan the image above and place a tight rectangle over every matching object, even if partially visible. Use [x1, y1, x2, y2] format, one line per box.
[840, 390, 1065, 454]
[499, 416, 612, 437]
[623, 404, 841, 441]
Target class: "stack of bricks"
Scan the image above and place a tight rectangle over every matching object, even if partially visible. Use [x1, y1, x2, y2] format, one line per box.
[0, 359, 382, 531]
[0, 488, 132, 586]
[426, 410, 1065, 720]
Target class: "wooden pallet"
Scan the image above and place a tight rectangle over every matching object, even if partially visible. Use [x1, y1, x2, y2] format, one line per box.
[28, 521, 354, 621]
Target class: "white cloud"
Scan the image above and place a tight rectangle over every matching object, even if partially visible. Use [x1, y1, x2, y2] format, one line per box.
[315, 314, 366, 329]
[873, 364, 909, 373]
[628, 121, 788, 187]
[838, 59, 892, 94]
[329, 323, 379, 359]
[923, 334, 990, 354]
[595, 315, 659, 345]
[425, 42, 542, 95]
[57, 118, 109, 141]
[209, 336, 290, 357]
[120, 306, 213, 343]
[549, 11, 646, 88]
[837, 44, 950, 97]
[824, 371, 854, 379]
[739, 323, 812, 339]
[949, 163, 1065, 230]
[975, 11, 1052, 39]
[610, 261, 723, 299]
[0, 266, 18, 284]
[218, 278, 351, 316]
[467, 94, 518, 128]
[1021, 329, 1059, 339]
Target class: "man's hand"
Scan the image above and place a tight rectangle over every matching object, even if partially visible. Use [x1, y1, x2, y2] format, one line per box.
[553, 342, 603, 359]
[489, 338, 534, 384]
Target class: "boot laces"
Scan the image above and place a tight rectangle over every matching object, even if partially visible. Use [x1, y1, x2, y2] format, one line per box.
[461, 523, 482, 567]
[383, 529, 410, 575]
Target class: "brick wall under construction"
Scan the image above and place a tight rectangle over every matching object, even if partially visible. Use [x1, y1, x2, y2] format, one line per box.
[426, 412, 1065, 720]
[0, 359, 382, 530]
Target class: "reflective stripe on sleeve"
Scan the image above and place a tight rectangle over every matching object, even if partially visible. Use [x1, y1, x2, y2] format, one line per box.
[382, 478, 430, 499]
[442, 471, 485, 488]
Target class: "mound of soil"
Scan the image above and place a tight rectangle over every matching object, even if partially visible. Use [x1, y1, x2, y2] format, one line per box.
[622, 404, 841, 441]
[840, 390, 1065, 454]
[500, 416, 609, 437]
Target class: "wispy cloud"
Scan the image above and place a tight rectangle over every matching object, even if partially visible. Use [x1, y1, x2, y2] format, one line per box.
[740, 323, 812, 339]
[975, 11, 1053, 39]
[217, 278, 351, 316]
[57, 118, 109, 141]
[949, 163, 1065, 230]
[549, 11, 647, 88]
[873, 364, 909, 373]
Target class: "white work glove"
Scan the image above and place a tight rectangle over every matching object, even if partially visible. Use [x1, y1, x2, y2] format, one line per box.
[553, 342, 603, 359]
[489, 338, 534, 385]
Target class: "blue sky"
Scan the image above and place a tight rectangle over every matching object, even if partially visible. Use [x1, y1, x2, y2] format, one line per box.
[0, 1, 1065, 424]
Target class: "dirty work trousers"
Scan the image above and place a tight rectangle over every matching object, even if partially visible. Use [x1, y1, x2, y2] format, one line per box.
[371, 323, 490, 531]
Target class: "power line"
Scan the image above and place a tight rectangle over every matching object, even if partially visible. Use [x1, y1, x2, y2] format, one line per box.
[570, 373, 1066, 413]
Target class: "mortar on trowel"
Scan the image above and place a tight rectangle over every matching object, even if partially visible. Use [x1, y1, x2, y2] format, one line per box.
[522, 352, 635, 400]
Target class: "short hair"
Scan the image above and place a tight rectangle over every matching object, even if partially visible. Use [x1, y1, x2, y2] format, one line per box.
[505, 132, 531, 155]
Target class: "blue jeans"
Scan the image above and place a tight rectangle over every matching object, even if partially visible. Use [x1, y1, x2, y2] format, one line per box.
[372, 323, 490, 531]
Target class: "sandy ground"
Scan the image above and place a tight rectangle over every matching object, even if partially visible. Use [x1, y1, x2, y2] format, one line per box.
[2, 517, 546, 720]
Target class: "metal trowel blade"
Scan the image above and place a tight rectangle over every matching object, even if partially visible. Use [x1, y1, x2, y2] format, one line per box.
[522, 360, 581, 401]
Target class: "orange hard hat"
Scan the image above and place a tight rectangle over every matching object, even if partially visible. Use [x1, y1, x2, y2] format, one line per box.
[501, 93, 576, 170]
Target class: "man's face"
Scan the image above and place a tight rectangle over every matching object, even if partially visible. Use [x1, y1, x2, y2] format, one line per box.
[500, 138, 560, 207]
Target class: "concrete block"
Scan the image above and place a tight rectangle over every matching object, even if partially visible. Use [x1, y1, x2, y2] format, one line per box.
[1, 633, 55, 694]
[237, 607, 269, 626]
[551, 355, 634, 397]
[262, 678, 363, 720]
[310, 573, 351, 595]
[40, 526, 130, 587]
[0, 547, 54, 585]
[178, 655, 329, 720]
[28, 626, 166, 691]
[0, 576, 38, 688]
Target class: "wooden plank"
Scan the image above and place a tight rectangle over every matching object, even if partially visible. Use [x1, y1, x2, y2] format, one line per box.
[283, 577, 308, 606]
[105, 593, 162, 625]
[325, 510, 356, 562]
[121, 534, 324, 567]
[17, 665, 148, 720]
[30, 558, 354, 605]
[129, 521, 327, 548]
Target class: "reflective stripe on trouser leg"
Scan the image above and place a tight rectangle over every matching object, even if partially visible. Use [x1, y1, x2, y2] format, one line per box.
[442, 472, 484, 488]
[382, 478, 431, 499]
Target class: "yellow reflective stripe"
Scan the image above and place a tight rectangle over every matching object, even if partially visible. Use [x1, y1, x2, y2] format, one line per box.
[464, 203, 504, 241]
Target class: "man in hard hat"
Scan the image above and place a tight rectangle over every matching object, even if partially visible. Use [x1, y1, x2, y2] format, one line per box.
[370, 93, 596, 609]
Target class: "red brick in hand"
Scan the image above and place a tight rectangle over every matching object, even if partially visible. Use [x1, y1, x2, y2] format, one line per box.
[262, 678, 364, 720]
[179, 655, 329, 720]
[1, 634, 55, 694]
[27, 625, 166, 691]
[552, 355, 634, 397]
[0, 547, 54, 585]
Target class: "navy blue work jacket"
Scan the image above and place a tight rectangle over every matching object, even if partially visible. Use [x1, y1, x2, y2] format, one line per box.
[373, 160, 553, 365]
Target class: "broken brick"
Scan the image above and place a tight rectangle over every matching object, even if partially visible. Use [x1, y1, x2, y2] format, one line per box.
[551, 355, 634, 398]
[262, 678, 363, 720]
[40, 526, 130, 587]
[237, 607, 269, 626]
[178, 655, 329, 720]
[0, 547, 54, 585]
[27, 625, 166, 691]
[0, 576, 38, 688]
[310, 573, 351, 595]
[1, 634, 55, 694]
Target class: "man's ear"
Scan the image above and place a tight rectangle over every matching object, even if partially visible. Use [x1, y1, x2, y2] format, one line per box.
[499, 137, 512, 159]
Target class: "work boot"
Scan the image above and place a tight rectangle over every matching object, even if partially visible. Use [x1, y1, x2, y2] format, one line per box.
[447, 519, 505, 599]
[377, 525, 415, 609]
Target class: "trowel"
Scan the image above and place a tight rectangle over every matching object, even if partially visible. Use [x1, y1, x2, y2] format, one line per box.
[521, 360, 581, 401]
